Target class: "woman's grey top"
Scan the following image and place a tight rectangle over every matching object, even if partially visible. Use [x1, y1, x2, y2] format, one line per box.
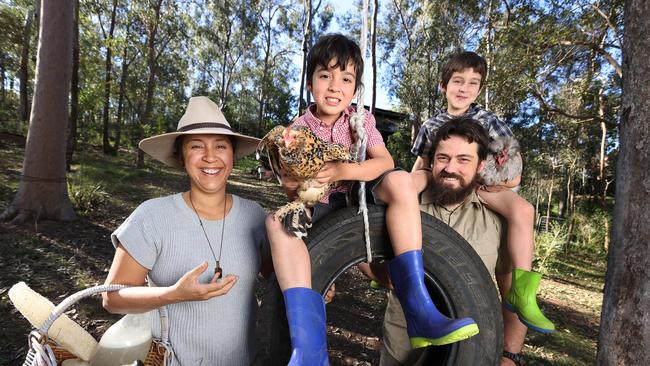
[112, 193, 269, 366]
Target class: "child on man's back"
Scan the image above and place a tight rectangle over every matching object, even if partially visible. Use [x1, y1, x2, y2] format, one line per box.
[266, 34, 479, 366]
[412, 51, 555, 334]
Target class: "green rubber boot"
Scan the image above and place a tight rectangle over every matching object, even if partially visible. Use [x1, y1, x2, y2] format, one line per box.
[504, 269, 555, 333]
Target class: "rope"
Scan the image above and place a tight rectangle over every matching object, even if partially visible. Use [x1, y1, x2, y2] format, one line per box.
[350, 0, 372, 263]
[23, 331, 57, 366]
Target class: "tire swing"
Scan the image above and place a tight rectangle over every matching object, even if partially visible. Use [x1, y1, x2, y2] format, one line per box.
[255, 0, 502, 363]
[255, 205, 504, 366]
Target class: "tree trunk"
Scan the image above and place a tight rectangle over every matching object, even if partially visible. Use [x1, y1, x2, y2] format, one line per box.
[112, 19, 133, 156]
[137, 0, 163, 169]
[1, 56, 5, 104]
[597, 0, 650, 363]
[298, 0, 312, 114]
[1, 0, 76, 224]
[370, 0, 378, 114]
[19, 10, 34, 123]
[66, 0, 79, 171]
[598, 99, 607, 206]
[545, 168, 555, 232]
[102, 0, 118, 154]
[257, 2, 273, 136]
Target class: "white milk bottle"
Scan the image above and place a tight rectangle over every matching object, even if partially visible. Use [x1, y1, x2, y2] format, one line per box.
[90, 312, 153, 366]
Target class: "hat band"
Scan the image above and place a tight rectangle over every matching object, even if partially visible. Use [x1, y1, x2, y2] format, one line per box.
[178, 122, 232, 132]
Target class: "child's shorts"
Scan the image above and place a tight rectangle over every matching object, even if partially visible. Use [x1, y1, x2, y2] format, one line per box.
[311, 167, 404, 223]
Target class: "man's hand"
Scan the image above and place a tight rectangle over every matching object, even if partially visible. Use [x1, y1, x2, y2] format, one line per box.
[357, 262, 393, 289]
[324, 283, 336, 304]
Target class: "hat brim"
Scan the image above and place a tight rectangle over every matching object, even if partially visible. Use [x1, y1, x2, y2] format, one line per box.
[139, 129, 261, 167]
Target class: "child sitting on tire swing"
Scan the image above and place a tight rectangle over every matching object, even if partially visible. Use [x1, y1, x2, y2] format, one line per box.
[265, 33, 479, 366]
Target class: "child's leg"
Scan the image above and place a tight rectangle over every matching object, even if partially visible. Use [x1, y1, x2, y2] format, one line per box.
[410, 169, 431, 194]
[477, 189, 534, 270]
[374, 170, 422, 255]
[375, 170, 479, 347]
[266, 214, 312, 290]
[478, 190, 555, 333]
[265, 214, 328, 365]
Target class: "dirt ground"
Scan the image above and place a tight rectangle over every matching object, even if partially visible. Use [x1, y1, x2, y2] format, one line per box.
[0, 134, 603, 365]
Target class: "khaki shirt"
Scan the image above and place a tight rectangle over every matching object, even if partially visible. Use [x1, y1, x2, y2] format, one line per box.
[419, 189, 509, 276]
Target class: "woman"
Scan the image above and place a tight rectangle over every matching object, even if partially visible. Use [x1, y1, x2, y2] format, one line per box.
[102, 96, 270, 365]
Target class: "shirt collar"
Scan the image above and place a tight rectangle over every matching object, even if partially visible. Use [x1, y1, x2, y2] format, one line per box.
[441, 103, 480, 119]
[421, 187, 481, 210]
[304, 104, 353, 127]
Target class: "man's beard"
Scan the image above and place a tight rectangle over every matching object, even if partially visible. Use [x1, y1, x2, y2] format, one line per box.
[427, 170, 480, 206]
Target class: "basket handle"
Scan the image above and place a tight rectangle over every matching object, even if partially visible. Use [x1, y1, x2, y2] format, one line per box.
[40, 284, 169, 343]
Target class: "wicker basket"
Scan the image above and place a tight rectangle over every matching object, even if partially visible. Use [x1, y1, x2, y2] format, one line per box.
[22, 284, 172, 366]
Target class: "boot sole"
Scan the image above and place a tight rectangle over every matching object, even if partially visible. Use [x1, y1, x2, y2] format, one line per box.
[410, 323, 480, 347]
[504, 301, 555, 333]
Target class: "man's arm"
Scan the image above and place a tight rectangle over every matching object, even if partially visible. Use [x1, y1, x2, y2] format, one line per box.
[496, 272, 528, 365]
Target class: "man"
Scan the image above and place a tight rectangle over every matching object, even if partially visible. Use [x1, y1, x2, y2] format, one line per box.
[364, 117, 528, 366]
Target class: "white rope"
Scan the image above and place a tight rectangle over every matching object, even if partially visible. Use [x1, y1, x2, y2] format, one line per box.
[23, 331, 56, 366]
[350, 0, 372, 263]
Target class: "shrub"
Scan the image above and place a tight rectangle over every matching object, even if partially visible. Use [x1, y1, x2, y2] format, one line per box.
[387, 131, 416, 169]
[534, 222, 567, 273]
[67, 182, 108, 214]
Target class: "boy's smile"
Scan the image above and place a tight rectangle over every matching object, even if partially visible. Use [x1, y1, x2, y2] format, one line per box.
[308, 59, 357, 126]
[442, 68, 482, 116]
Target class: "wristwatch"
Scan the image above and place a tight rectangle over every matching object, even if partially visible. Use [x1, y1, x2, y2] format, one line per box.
[502, 350, 524, 366]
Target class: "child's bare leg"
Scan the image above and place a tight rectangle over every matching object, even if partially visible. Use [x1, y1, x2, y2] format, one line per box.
[265, 214, 311, 290]
[478, 189, 534, 270]
[479, 189, 555, 333]
[374, 170, 422, 255]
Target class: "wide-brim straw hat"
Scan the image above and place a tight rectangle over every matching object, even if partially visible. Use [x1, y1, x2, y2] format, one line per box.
[139, 96, 261, 167]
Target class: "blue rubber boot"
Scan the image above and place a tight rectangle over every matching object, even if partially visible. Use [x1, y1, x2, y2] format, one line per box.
[283, 287, 329, 366]
[388, 250, 480, 348]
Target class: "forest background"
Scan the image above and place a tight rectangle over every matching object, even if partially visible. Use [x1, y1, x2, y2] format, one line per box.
[0, 0, 624, 365]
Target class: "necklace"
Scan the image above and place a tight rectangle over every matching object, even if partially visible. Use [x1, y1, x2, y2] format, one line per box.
[189, 191, 227, 280]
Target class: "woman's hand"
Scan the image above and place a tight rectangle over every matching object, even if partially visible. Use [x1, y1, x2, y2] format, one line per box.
[170, 261, 238, 302]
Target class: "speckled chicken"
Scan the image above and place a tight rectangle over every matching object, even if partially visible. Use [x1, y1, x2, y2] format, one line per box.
[480, 136, 523, 186]
[257, 125, 351, 238]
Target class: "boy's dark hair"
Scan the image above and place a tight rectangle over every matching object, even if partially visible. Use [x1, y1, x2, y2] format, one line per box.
[306, 33, 364, 92]
[440, 51, 488, 88]
[432, 117, 489, 161]
[173, 135, 238, 164]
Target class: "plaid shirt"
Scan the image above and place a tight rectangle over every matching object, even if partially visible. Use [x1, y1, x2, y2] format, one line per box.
[291, 104, 384, 203]
[411, 103, 513, 162]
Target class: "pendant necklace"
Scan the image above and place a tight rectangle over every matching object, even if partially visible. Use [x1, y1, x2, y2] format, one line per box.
[189, 191, 226, 280]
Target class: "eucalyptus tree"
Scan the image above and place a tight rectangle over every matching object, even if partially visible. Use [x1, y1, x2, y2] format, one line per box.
[597, 1, 650, 362]
[0, 3, 24, 119]
[296, 0, 333, 113]
[134, 0, 186, 168]
[17, 1, 37, 124]
[1, 0, 76, 223]
[380, 0, 479, 137]
[191, 0, 259, 112]
[254, 0, 300, 136]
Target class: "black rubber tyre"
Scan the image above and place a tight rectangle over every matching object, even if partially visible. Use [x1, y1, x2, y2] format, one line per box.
[255, 205, 503, 366]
